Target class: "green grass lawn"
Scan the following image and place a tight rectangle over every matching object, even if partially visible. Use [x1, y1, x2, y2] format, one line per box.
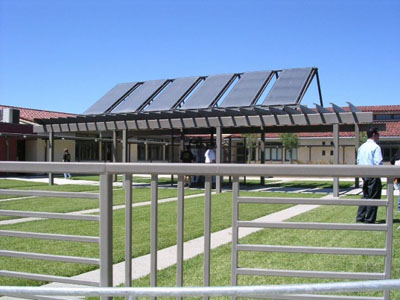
[0, 180, 203, 221]
[0, 191, 323, 286]
[130, 200, 400, 300]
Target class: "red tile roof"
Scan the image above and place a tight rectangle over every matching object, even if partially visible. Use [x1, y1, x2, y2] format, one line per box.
[0, 104, 75, 124]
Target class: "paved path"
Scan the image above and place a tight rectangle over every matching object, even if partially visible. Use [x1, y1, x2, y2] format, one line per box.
[1, 176, 397, 300]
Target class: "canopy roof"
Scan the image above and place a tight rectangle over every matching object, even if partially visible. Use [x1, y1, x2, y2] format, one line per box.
[33, 67, 376, 134]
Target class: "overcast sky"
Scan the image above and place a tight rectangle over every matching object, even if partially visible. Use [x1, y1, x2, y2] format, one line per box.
[0, 0, 399, 114]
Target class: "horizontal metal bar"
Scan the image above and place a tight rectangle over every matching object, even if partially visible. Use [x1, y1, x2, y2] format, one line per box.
[0, 270, 99, 286]
[3, 294, 66, 300]
[0, 250, 99, 265]
[248, 294, 383, 300]
[0, 210, 99, 221]
[238, 221, 387, 231]
[0, 230, 99, 243]
[236, 268, 385, 280]
[238, 197, 388, 207]
[236, 244, 387, 256]
[0, 279, 398, 297]
[0, 162, 399, 178]
[0, 189, 99, 199]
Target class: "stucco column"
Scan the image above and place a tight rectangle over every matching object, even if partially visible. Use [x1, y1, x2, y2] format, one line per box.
[260, 132, 265, 185]
[333, 123, 339, 197]
[48, 132, 54, 185]
[216, 126, 222, 193]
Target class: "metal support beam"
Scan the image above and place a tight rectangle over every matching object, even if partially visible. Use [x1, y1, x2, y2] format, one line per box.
[354, 124, 360, 188]
[112, 131, 118, 182]
[333, 123, 339, 197]
[216, 126, 222, 193]
[176, 175, 184, 300]
[99, 174, 113, 300]
[124, 174, 132, 288]
[48, 132, 54, 185]
[228, 136, 232, 183]
[99, 132, 103, 162]
[122, 129, 128, 163]
[260, 132, 265, 185]
[170, 133, 174, 185]
[150, 174, 158, 300]
[203, 176, 212, 300]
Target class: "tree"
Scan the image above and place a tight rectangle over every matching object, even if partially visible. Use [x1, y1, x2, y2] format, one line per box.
[279, 133, 299, 164]
[242, 133, 259, 163]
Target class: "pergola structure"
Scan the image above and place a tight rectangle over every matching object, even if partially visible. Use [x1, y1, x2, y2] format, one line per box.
[34, 67, 381, 195]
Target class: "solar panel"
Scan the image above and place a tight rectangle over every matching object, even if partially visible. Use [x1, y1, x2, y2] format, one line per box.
[179, 73, 235, 110]
[111, 79, 168, 113]
[219, 71, 273, 108]
[262, 67, 313, 106]
[83, 82, 137, 115]
[145, 76, 201, 112]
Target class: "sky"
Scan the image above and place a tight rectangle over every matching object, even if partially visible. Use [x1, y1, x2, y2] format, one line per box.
[0, 0, 399, 114]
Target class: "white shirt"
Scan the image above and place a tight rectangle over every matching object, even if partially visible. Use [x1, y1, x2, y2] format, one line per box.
[204, 149, 216, 163]
[357, 139, 383, 166]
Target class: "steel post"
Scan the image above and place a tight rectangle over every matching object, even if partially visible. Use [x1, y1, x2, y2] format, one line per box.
[99, 173, 113, 300]
[48, 132, 54, 185]
[124, 174, 132, 289]
[151, 174, 158, 300]
[384, 177, 394, 300]
[112, 131, 118, 182]
[204, 176, 212, 300]
[216, 126, 222, 193]
[177, 175, 184, 300]
[355, 124, 360, 188]
[231, 176, 240, 300]
[260, 132, 265, 185]
[333, 123, 339, 197]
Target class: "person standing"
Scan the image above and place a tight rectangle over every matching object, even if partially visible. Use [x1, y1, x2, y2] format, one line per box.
[390, 149, 400, 211]
[204, 144, 216, 164]
[63, 148, 72, 179]
[356, 127, 383, 224]
[204, 144, 216, 185]
[180, 145, 195, 186]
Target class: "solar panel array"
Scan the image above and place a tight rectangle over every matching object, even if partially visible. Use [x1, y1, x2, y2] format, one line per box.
[84, 67, 316, 115]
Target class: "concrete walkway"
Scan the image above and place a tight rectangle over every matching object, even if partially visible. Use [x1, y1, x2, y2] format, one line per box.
[1, 176, 397, 300]
[41, 203, 321, 291]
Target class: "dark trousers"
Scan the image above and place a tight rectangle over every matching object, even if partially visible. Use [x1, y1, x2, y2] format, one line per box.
[356, 177, 382, 223]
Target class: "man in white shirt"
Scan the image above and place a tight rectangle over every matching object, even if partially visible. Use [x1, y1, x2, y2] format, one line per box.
[356, 127, 383, 224]
[204, 144, 216, 163]
[204, 144, 216, 185]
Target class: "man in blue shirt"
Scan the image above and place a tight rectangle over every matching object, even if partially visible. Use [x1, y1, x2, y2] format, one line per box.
[356, 127, 383, 224]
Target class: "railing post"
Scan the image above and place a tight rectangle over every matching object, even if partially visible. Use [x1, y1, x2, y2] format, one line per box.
[151, 174, 158, 300]
[124, 174, 133, 289]
[204, 175, 212, 300]
[231, 176, 239, 300]
[384, 177, 394, 300]
[100, 173, 113, 300]
[176, 175, 185, 300]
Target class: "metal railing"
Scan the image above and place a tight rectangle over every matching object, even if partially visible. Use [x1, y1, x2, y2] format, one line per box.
[0, 161, 399, 300]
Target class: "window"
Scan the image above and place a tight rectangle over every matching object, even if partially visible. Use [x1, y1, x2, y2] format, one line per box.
[76, 141, 98, 161]
[330, 150, 334, 156]
[322, 141, 325, 146]
[374, 114, 392, 120]
[285, 148, 298, 161]
[322, 150, 326, 156]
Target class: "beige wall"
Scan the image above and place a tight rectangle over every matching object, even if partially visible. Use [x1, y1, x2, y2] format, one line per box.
[25, 139, 47, 161]
[24, 139, 75, 162]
